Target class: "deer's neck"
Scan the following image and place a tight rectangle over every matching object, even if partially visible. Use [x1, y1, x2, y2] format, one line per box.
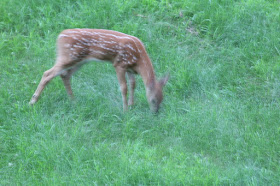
[137, 56, 156, 93]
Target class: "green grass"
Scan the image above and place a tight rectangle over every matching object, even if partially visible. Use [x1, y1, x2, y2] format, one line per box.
[1, 0, 280, 185]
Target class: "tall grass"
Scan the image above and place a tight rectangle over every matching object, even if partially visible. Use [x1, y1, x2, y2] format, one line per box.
[1, 0, 280, 184]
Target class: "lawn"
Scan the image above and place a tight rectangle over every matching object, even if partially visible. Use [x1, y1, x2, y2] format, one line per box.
[1, 0, 280, 185]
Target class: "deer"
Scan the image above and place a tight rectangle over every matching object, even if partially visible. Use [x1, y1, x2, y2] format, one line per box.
[29, 29, 169, 112]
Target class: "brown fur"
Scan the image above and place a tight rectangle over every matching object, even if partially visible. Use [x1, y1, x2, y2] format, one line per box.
[30, 29, 169, 112]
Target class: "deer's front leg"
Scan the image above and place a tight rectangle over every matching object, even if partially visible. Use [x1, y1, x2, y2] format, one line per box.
[127, 72, 136, 106]
[115, 67, 128, 111]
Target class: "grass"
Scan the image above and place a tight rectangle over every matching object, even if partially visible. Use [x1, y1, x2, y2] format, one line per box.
[1, 0, 280, 185]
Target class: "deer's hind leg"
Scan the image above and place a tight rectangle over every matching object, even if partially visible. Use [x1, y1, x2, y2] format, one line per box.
[60, 63, 82, 99]
[29, 57, 76, 105]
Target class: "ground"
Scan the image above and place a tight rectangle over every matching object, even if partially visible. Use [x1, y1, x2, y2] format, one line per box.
[0, 0, 280, 184]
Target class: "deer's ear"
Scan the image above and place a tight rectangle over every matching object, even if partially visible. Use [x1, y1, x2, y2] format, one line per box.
[159, 73, 169, 87]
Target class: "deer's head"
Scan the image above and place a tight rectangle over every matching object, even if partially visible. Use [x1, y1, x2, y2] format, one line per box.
[147, 74, 169, 112]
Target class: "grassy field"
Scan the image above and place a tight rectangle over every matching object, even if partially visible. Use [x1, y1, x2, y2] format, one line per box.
[1, 0, 280, 185]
